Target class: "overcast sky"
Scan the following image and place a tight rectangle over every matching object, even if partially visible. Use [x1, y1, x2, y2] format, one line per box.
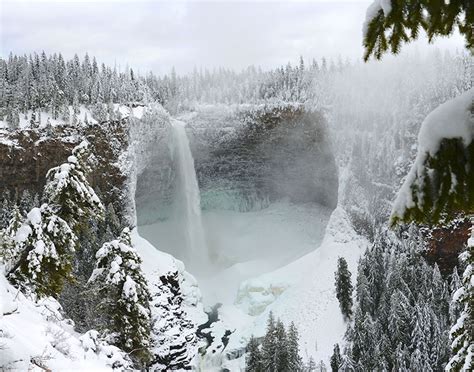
[0, 0, 465, 75]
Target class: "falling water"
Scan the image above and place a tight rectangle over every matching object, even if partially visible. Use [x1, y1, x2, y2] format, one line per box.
[171, 119, 208, 272]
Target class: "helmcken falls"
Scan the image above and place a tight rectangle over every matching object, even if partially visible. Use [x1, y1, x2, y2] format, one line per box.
[1, 1, 472, 370]
[171, 119, 209, 274]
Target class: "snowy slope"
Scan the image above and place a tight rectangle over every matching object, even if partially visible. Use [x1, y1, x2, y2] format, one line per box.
[0, 230, 206, 371]
[0, 269, 130, 371]
[197, 206, 367, 370]
[131, 229, 206, 325]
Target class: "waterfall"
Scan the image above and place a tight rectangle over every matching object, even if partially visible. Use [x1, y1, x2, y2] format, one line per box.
[171, 119, 208, 272]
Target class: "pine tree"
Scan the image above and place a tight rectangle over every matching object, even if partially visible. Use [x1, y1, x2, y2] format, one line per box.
[335, 257, 353, 320]
[363, 1, 473, 61]
[44, 140, 104, 232]
[0, 205, 23, 268]
[307, 357, 316, 371]
[287, 322, 303, 371]
[246, 335, 262, 372]
[89, 227, 152, 366]
[449, 267, 463, 326]
[19, 189, 34, 215]
[330, 344, 342, 372]
[274, 319, 289, 371]
[315, 360, 326, 372]
[261, 311, 277, 371]
[445, 223, 474, 372]
[339, 352, 355, 372]
[8, 204, 76, 298]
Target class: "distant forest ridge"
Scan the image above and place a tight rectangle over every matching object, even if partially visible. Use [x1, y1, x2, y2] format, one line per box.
[0, 50, 472, 123]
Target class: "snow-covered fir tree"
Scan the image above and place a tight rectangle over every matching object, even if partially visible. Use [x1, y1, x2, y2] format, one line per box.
[335, 257, 353, 321]
[330, 343, 342, 372]
[287, 321, 303, 371]
[445, 222, 473, 372]
[88, 227, 152, 367]
[245, 335, 262, 372]
[8, 204, 76, 298]
[44, 140, 104, 232]
[254, 312, 303, 372]
[344, 230, 452, 370]
[0, 205, 23, 269]
[261, 311, 277, 371]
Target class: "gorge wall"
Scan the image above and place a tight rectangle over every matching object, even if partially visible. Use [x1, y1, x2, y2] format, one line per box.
[135, 104, 339, 226]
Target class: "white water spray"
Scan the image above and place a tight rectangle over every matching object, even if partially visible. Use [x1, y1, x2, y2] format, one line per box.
[171, 119, 209, 272]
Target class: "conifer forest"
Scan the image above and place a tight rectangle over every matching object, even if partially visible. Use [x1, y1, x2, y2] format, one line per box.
[0, 1, 473, 371]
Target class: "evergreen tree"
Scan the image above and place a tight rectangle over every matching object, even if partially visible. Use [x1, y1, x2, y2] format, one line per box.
[316, 360, 327, 372]
[330, 344, 342, 372]
[274, 319, 289, 371]
[445, 224, 474, 372]
[335, 257, 353, 320]
[261, 311, 277, 371]
[339, 352, 355, 372]
[449, 267, 463, 326]
[8, 204, 76, 298]
[0, 195, 12, 229]
[89, 227, 152, 366]
[0, 205, 23, 268]
[363, 1, 473, 61]
[246, 335, 262, 372]
[307, 357, 316, 372]
[44, 140, 104, 232]
[287, 321, 303, 371]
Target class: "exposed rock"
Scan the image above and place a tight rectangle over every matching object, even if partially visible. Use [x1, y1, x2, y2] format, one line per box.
[149, 271, 198, 371]
[0, 121, 129, 218]
[135, 104, 339, 225]
[423, 217, 470, 275]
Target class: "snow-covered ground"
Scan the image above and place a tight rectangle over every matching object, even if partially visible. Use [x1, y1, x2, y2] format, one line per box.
[138, 196, 365, 369]
[196, 206, 366, 370]
[0, 104, 145, 131]
[0, 269, 129, 371]
[0, 229, 205, 371]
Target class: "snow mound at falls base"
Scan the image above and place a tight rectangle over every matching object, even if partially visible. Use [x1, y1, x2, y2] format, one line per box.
[195, 207, 367, 371]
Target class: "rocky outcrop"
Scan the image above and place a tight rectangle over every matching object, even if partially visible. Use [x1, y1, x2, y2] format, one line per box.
[0, 121, 129, 218]
[423, 217, 470, 275]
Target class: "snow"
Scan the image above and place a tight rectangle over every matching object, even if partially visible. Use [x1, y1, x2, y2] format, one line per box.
[0, 104, 146, 132]
[392, 88, 474, 219]
[139, 201, 332, 307]
[225, 207, 366, 365]
[130, 229, 207, 360]
[122, 275, 138, 302]
[114, 104, 146, 120]
[0, 268, 128, 371]
[27, 207, 42, 226]
[15, 225, 32, 243]
[188, 206, 366, 369]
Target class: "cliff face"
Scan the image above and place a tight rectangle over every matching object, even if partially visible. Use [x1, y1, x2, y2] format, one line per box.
[0, 121, 129, 217]
[135, 104, 339, 225]
[424, 218, 470, 275]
